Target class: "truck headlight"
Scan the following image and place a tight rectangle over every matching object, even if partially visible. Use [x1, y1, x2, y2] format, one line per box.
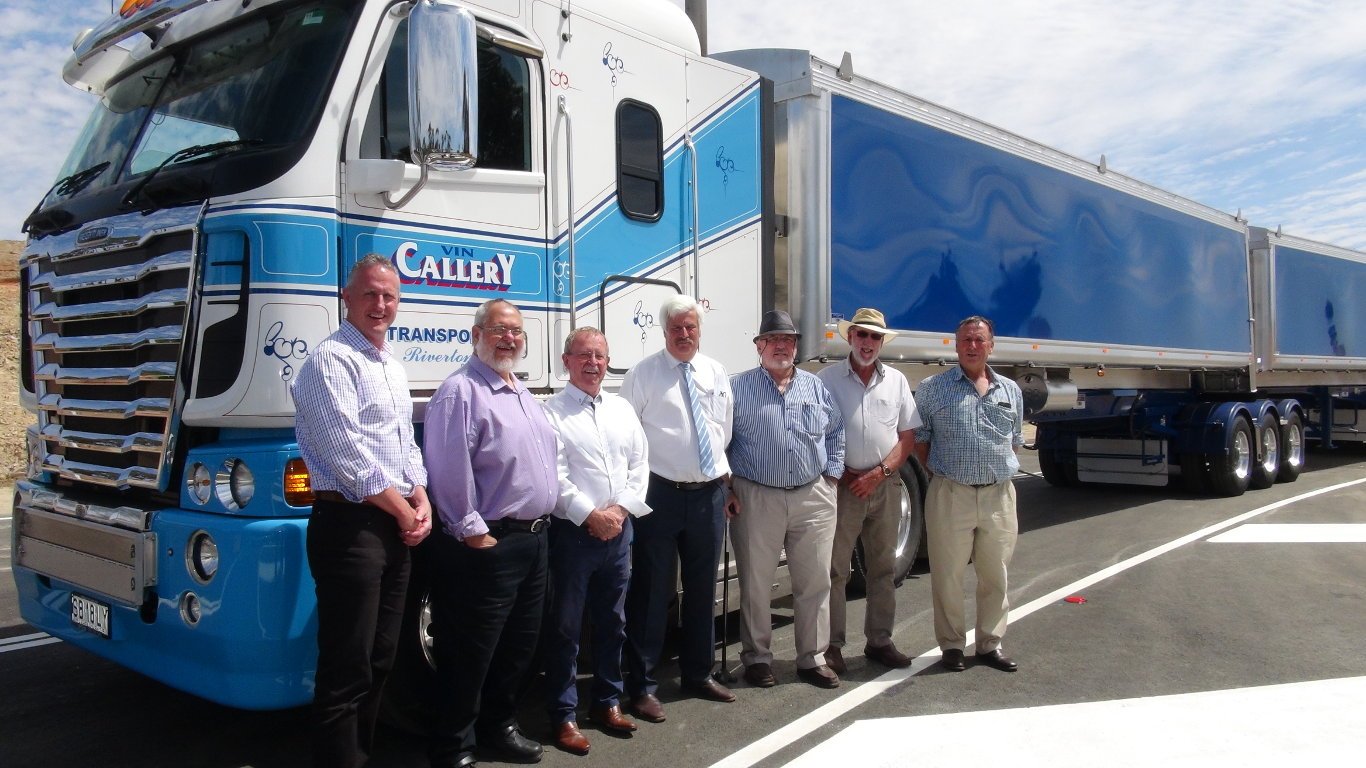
[187, 531, 219, 583]
[187, 462, 212, 505]
[215, 459, 255, 510]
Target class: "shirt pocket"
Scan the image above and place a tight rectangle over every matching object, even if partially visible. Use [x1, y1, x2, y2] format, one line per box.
[696, 380, 728, 422]
[800, 402, 829, 437]
[870, 396, 900, 428]
[980, 399, 1017, 439]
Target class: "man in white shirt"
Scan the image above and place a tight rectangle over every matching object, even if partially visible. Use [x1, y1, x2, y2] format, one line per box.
[817, 308, 922, 675]
[542, 327, 651, 755]
[619, 295, 738, 722]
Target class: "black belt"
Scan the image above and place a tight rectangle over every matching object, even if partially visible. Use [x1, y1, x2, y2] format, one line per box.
[650, 473, 720, 491]
[313, 490, 375, 507]
[488, 515, 551, 534]
[748, 477, 817, 492]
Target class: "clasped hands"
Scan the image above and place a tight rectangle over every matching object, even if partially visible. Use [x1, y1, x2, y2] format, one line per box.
[584, 505, 628, 541]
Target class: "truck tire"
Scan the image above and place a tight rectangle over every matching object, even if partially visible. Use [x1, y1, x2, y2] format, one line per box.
[1208, 415, 1254, 497]
[850, 461, 925, 590]
[1248, 412, 1281, 490]
[1038, 447, 1078, 487]
[1277, 411, 1306, 483]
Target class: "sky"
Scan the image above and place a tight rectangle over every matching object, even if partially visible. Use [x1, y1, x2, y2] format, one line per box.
[2, 0, 1365, 249]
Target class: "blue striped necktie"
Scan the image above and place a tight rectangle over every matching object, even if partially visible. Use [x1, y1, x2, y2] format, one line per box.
[681, 361, 718, 478]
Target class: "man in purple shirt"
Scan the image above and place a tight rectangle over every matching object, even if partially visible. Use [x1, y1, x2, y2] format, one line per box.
[424, 299, 559, 768]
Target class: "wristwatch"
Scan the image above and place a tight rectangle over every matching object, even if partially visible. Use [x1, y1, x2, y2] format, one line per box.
[879, 462, 894, 477]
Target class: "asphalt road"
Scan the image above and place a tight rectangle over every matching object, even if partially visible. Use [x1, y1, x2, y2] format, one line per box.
[3, 445, 1366, 768]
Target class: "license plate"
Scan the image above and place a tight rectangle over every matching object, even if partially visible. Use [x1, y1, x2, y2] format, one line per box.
[71, 593, 110, 639]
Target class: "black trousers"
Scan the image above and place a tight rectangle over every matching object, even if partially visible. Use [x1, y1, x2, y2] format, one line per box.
[306, 498, 410, 768]
[624, 479, 725, 694]
[428, 525, 548, 764]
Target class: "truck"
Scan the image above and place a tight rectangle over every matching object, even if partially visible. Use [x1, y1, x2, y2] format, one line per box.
[12, 0, 1365, 711]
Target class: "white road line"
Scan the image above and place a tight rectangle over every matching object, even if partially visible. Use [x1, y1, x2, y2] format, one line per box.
[0, 633, 60, 653]
[1208, 523, 1366, 543]
[710, 476, 1366, 768]
[781, 676, 1366, 767]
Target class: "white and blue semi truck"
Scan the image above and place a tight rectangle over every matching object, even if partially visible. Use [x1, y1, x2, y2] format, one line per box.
[14, 0, 1365, 709]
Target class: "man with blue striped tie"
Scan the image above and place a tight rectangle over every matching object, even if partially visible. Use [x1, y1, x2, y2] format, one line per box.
[619, 295, 739, 723]
[728, 310, 846, 689]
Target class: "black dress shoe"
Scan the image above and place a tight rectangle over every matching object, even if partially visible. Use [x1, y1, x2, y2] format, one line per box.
[864, 643, 913, 669]
[975, 649, 1018, 672]
[796, 664, 841, 689]
[430, 754, 478, 768]
[481, 725, 543, 763]
[744, 662, 777, 688]
[682, 677, 737, 702]
[940, 648, 966, 671]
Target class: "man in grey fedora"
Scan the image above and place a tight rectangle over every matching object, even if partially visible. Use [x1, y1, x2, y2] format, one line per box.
[817, 308, 921, 675]
[727, 310, 846, 689]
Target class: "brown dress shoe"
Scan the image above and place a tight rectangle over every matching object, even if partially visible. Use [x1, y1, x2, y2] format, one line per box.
[825, 646, 847, 675]
[630, 693, 666, 723]
[797, 664, 841, 689]
[863, 643, 913, 669]
[553, 722, 590, 756]
[941, 648, 966, 671]
[681, 677, 737, 702]
[589, 704, 638, 733]
[744, 663, 777, 688]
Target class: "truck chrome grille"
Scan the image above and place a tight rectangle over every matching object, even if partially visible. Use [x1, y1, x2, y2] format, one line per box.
[22, 207, 201, 491]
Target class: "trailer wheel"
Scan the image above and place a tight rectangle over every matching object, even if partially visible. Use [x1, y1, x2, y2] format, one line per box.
[1248, 413, 1281, 490]
[851, 461, 925, 589]
[1038, 447, 1078, 487]
[1277, 411, 1306, 483]
[1208, 415, 1254, 497]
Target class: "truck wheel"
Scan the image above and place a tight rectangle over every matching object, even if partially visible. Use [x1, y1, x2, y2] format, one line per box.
[1277, 411, 1305, 483]
[1208, 416, 1253, 497]
[1248, 413, 1280, 490]
[1038, 447, 1078, 487]
[851, 461, 926, 589]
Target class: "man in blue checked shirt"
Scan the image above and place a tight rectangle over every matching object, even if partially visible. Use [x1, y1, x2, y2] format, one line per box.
[911, 315, 1024, 675]
[291, 254, 431, 768]
[728, 309, 846, 690]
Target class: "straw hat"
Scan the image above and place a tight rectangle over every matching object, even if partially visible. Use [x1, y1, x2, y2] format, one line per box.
[836, 307, 898, 341]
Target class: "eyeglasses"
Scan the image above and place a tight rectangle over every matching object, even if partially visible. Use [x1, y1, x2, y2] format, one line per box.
[481, 325, 524, 338]
[853, 329, 884, 341]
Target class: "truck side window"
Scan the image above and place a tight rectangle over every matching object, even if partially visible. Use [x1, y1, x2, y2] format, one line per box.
[362, 20, 531, 172]
[616, 99, 663, 221]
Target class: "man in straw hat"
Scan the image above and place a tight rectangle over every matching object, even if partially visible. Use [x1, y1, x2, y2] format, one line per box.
[817, 308, 921, 675]
[728, 309, 846, 689]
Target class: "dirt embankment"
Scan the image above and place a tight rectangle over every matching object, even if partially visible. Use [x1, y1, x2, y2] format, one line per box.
[2, 240, 28, 479]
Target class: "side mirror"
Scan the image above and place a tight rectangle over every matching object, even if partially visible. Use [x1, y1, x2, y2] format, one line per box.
[408, 0, 479, 171]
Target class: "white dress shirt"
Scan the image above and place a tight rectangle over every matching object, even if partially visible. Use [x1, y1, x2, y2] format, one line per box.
[817, 357, 922, 470]
[619, 348, 733, 483]
[543, 383, 652, 525]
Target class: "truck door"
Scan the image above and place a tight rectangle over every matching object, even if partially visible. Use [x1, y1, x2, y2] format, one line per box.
[342, 16, 551, 393]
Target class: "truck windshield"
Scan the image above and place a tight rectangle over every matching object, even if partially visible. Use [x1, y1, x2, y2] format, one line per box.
[43, 0, 357, 209]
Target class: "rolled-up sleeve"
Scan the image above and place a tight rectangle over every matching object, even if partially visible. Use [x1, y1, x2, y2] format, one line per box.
[424, 384, 487, 539]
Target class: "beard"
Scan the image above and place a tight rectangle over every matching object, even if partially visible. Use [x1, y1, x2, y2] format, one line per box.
[477, 339, 518, 374]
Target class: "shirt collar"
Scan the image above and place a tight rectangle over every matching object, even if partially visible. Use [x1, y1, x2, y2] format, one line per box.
[563, 382, 602, 407]
[339, 319, 390, 359]
[842, 355, 884, 384]
[950, 364, 1002, 388]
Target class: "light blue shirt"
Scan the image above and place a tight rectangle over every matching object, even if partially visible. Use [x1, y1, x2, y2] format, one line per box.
[291, 320, 427, 502]
[914, 365, 1024, 485]
[728, 367, 844, 488]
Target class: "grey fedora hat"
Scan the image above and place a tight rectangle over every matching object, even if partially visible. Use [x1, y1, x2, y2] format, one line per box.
[753, 309, 801, 342]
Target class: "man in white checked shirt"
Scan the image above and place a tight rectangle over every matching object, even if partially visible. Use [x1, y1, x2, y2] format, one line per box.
[728, 310, 846, 690]
[291, 254, 431, 768]
[619, 295, 738, 723]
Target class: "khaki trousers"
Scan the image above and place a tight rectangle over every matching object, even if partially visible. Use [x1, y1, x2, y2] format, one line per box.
[925, 476, 1017, 653]
[731, 476, 838, 669]
[829, 475, 903, 650]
